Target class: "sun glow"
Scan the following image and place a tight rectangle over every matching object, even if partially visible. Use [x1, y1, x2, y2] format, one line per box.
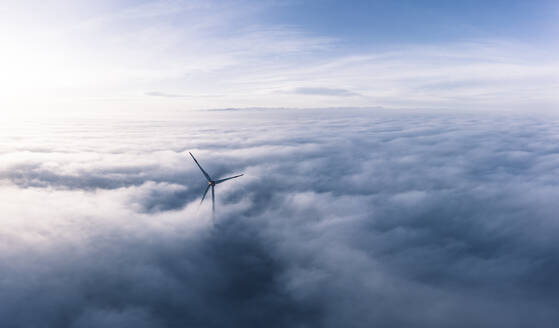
[1, 27, 88, 115]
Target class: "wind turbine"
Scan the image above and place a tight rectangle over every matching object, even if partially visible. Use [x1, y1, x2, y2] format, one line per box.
[189, 152, 243, 214]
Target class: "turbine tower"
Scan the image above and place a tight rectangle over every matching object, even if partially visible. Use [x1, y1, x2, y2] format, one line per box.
[189, 152, 243, 214]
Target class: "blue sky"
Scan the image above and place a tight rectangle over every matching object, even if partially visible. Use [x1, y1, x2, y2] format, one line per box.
[267, 0, 558, 44]
[0, 0, 558, 114]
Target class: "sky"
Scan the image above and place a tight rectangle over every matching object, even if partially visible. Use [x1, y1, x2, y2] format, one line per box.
[2, 2, 559, 327]
[1, 0, 558, 115]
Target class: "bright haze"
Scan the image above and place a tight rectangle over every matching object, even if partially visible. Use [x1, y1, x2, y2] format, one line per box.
[1, 0, 558, 114]
[1, 1, 559, 327]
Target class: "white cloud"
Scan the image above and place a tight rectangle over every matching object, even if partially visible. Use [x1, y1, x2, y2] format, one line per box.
[2, 109, 559, 326]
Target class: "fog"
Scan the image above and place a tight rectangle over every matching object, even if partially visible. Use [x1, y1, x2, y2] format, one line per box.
[1, 108, 559, 327]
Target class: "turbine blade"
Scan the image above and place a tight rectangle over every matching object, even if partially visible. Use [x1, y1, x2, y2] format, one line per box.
[200, 184, 210, 204]
[211, 185, 215, 213]
[215, 174, 244, 185]
[189, 152, 212, 182]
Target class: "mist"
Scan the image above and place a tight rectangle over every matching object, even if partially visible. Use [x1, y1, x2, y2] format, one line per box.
[1, 108, 559, 327]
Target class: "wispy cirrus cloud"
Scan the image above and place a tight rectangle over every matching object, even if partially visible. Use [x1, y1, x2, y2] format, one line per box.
[2, 1, 558, 114]
[145, 91, 187, 98]
[291, 87, 361, 97]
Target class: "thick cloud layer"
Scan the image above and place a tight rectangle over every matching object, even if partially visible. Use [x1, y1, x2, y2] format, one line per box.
[1, 108, 559, 327]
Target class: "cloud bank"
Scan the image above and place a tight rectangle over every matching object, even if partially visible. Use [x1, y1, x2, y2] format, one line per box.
[1, 108, 559, 327]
